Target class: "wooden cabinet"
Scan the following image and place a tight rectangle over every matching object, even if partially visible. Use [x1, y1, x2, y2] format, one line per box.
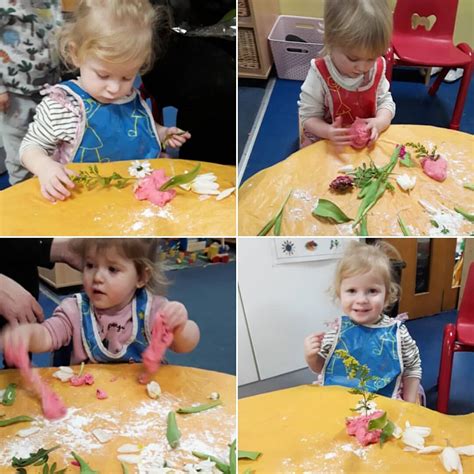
[238, 0, 280, 79]
[38, 263, 82, 289]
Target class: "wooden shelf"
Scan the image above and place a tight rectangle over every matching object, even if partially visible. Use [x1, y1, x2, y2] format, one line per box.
[238, 0, 280, 80]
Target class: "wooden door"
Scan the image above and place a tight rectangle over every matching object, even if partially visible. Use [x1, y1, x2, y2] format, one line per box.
[384, 238, 459, 319]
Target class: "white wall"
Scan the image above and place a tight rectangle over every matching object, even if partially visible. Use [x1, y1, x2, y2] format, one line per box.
[238, 238, 344, 383]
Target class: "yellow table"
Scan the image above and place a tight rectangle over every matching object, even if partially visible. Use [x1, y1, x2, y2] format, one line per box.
[0, 364, 236, 472]
[239, 385, 474, 473]
[239, 125, 474, 236]
[0, 159, 236, 236]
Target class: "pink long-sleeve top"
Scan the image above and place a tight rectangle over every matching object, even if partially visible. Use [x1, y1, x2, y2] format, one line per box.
[43, 294, 168, 365]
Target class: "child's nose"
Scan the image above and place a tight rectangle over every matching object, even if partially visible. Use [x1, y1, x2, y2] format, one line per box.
[106, 80, 120, 94]
[93, 268, 105, 282]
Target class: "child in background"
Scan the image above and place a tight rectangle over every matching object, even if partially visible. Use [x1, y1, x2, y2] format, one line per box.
[0, 0, 62, 185]
[304, 241, 422, 403]
[0, 239, 200, 365]
[298, 0, 395, 148]
[19, 0, 190, 202]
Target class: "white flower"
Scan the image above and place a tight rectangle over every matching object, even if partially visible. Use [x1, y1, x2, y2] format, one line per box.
[208, 392, 220, 400]
[216, 187, 235, 201]
[456, 445, 474, 456]
[354, 400, 378, 415]
[396, 174, 417, 191]
[440, 447, 463, 473]
[402, 421, 431, 450]
[52, 368, 74, 382]
[146, 381, 161, 399]
[128, 160, 153, 178]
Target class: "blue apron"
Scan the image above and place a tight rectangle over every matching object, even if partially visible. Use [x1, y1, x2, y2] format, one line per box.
[322, 316, 402, 397]
[77, 287, 152, 363]
[61, 80, 160, 163]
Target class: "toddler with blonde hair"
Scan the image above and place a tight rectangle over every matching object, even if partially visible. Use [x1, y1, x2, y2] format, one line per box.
[304, 241, 422, 403]
[299, 0, 395, 148]
[19, 0, 190, 202]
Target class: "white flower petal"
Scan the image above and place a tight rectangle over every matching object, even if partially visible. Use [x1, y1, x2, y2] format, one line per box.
[396, 174, 417, 192]
[179, 183, 192, 191]
[216, 187, 235, 201]
[440, 447, 463, 473]
[52, 369, 74, 382]
[417, 446, 443, 454]
[146, 381, 161, 399]
[59, 366, 74, 374]
[117, 443, 141, 453]
[409, 426, 431, 438]
[455, 445, 474, 456]
[402, 429, 426, 450]
[392, 424, 403, 439]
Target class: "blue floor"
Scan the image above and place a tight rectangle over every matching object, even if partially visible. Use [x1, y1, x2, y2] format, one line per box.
[239, 69, 474, 183]
[405, 310, 474, 415]
[0, 261, 236, 375]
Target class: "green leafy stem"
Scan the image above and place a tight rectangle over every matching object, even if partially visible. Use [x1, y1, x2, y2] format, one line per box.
[176, 400, 222, 414]
[258, 190, 293, 236]
[71, 165, 134, 190]
[159, 163, 201, 191]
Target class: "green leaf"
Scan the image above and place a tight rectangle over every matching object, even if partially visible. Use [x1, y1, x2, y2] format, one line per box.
[398, 215, 411, 235]
[238, 450, 262, 460]
[159, 163, 201, 191]
[454, 207, 474, 222]
[368, 411, 387, 431]
[399, 152, 415, 167]
[192, 451, 230, 473]
[12, 447, 59, 468]
[121, 463, 129, 474]
[229, 439, 236, 474]
[257, 190, 292, 236]
[176, 400, 222, 414]
[463, 183, 474, 191]
[356, 215, 368, 236]
[257, 215, 278, 236]
[430, 219, 439, 228]
[70, 452, 99, 474]
[166, 411, 181, 449]
[2, 383, 16, 406]
[243, 470, 253, 474]
[312, 198, 352, 224]
[0, 415, 33, 427]
[273, 211, 283, 236]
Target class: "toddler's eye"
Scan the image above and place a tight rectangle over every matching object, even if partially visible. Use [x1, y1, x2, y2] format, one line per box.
[108, 266, 118, 273]
[85, 262, 93, 269]
[346, 288, 356, 293]
[123, 77, 133, 81]
[97, 73, 109, 79]
[369, 288, 379, 294]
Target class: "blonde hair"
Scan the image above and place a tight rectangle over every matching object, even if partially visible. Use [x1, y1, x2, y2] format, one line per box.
[324, 0, 392, 57]
[58, 0, 160, 73]
[71, 238, 168, 294]
[333, 241, 401, 309]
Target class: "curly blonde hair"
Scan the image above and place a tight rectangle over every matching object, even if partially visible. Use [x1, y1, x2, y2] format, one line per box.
[324, 0, 392, 57]
[58, 0, 161, 73]
[71, 238, 168, 295]
[332, 240, 401, 310]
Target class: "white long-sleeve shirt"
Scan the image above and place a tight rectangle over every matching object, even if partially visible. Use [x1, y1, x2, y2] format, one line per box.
[298, 55, 396, 127]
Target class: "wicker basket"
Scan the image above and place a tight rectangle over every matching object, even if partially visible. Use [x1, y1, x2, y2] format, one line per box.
[239, 28, 260, 70]
[268, 15, 324, 80]
[238, 0, 250, 17]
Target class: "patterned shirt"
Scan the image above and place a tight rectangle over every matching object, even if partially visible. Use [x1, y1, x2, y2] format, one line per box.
[0, 0, 62, 96]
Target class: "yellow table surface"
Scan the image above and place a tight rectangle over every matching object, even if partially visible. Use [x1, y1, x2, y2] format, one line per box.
[239, 125, 474, 236]
[238, 385, 474, 473]
[0, 159, 236, 236]
[0, 364, 236, 472]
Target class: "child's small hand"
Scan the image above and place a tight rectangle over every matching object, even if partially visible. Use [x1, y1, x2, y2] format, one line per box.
[37, 161, 76, 202]
[0, 324, 32, 353]
[327, 116, 354, 146]
[160, 301, 188, 333]
[161, 127, 191, 149]
[0, 92, 10, 113]
[364, 118, 380, 146]
[304, 332, 325, 361]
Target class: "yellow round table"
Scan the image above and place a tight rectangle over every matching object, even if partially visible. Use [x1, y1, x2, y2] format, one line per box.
[239, 125, 474, 236]
[0, 364, 236, 472]
[0, 159, 236, 236]
[239, 385, 474, 473]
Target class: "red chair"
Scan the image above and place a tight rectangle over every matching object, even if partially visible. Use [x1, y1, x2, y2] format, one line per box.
[437, 262, 474, 413]
[385, 0, 473, 130]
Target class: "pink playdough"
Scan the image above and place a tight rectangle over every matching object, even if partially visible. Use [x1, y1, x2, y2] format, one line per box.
[134, 169, 177, 207]
[349, 118, 371, 149]
[70, 373, 94, 386]
[96, 389, 108, 399]
[4, 342, 67, 420]
[345, 410, 384, 446]
[421, 155, 448, 182]
[139, 313, 174, 384]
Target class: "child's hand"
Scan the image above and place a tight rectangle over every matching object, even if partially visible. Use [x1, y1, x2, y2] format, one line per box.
[161, 127, 191, 149]
[37, 161, 76, 202]
[327, 116, 354, 146]
[364, 118, 380, 146]
[0, 324, 33, 353]
[304, 332, 325, 362]
[160, 301, 188, 333]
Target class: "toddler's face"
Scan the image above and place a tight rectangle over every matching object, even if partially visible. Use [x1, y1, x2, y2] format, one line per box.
[82, 246, 146, 313]
[77, 56, 141, 103]
[340, 270, 386, 325]
[331, 47, 376, 78]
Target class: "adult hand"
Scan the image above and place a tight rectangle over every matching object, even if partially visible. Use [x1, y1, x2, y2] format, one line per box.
[0, 92, 10, 113]
[327, 116, 354, 146]
[0, 275, 44, 325]
[50, 239, 82, 270]
[304, 332, 325, 362]
[37, 161, 76, 202]
[160, 301, 188, 332]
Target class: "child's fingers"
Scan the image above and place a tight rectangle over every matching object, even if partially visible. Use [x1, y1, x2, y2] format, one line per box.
[63, 168, 77, 188]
